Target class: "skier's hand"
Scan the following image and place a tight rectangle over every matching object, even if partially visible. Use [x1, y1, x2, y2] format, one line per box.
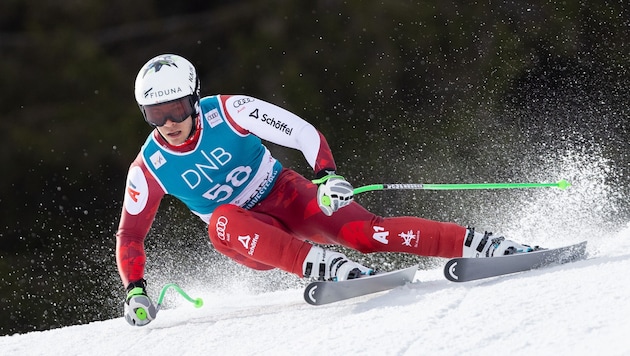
[313, 174, 354, 216]
[124, 279, 157, 326]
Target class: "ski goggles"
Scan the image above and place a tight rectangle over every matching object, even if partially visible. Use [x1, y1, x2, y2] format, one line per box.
[142, 95, 196, 127]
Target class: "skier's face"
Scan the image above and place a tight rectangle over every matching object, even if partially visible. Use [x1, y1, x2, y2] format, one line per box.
[155, 115, 194, 145]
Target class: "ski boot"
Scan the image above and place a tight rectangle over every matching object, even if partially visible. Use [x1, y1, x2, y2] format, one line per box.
[302, 246, 374, 281]
[462, 228, 536, 258]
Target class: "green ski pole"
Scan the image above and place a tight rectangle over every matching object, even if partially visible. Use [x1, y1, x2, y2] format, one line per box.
[156, 283, 204, 312]
[353, 179, 571, 195]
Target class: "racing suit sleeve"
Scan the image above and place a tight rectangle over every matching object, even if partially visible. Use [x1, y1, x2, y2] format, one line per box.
[115, 153, 164, 287]
[219, 95, 336, 176]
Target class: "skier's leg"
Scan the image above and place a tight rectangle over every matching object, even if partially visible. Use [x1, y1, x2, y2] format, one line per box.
[253, 169, 468, 257]
[327, 213, 534, 258]
[336, 214, 468, 257]
[208, 204, 309, 274]
[208, 204, 370, 280]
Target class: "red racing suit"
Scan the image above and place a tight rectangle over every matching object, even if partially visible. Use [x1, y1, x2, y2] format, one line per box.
[116, 95, 466, 287]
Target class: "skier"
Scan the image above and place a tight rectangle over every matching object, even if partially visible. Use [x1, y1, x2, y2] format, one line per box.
[118, 54, 533, 326]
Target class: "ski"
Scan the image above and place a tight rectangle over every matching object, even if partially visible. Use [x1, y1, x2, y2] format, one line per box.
[444, 240, 588, 282]
[304, 265, 418, 306]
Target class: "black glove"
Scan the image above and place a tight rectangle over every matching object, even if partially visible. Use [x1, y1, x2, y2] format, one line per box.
[123, 279, 157, 326]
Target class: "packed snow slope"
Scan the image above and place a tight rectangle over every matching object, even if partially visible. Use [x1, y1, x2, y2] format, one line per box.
[1, 224, 628, 355]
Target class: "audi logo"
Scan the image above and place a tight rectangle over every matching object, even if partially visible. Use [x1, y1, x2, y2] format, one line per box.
[233, 97, 255, 108]
[216, 216, 228, 240]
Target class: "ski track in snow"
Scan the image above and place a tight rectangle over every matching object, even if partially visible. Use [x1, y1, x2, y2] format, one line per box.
[1, 225, 629, 356]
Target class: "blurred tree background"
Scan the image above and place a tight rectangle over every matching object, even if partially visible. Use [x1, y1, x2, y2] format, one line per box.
[0, 1, 628, 335]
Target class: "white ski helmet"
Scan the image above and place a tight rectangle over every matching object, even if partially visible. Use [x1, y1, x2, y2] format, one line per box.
[134, 54, 200, 126]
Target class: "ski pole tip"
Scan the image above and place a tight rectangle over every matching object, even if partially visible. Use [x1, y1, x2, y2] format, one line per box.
[194, 298, 204, 308]
[557, 179, 571, 190]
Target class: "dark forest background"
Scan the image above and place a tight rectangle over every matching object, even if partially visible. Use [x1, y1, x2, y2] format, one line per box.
[1, 1, 628, 335]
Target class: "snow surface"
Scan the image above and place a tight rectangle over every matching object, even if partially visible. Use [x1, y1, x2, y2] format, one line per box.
[1, 224, 629, 356]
